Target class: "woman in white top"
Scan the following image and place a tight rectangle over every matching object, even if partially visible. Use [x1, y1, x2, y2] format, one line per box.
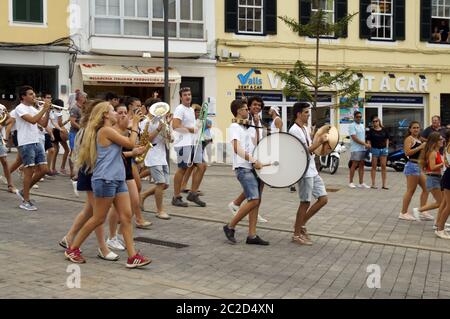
[268, 106, 282, 134]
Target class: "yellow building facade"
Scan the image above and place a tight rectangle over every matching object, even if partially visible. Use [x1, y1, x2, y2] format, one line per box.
[215, 0, 450, 151]
[0, 0, 71, 108]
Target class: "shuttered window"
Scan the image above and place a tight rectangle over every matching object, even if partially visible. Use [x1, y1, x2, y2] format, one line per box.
[13, 0, 44, 23]
[224, 0, 277, 35]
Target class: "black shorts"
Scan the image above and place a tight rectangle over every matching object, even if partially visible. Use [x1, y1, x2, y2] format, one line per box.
[125, 161, 133, 181]
[442, 168, 450, 190]
[12, 130, 18, 147]
[52, 128, 62, 143]
[44, 134, 53, 151]
[77, 168, 93, 192]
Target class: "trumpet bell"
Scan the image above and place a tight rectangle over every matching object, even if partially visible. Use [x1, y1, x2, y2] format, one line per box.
[313, 125, 340, 156]
[0, 104, 8, 124]
[149, 102, 170, 117]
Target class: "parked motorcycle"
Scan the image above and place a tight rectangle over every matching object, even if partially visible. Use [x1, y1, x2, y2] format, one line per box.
[318, 141, 346, 174]
[347, 148, 407, 172]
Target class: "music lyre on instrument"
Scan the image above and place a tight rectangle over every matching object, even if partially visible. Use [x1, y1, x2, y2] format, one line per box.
[312, 125, 339, 156]
[253, 132, 309, 188]
[232, 118, 271, 131]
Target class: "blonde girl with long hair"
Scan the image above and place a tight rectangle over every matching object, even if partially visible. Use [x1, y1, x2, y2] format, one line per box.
[59, 100, 119, 261]
[412, 131, 444, 221]
[65, 102, 151, 268]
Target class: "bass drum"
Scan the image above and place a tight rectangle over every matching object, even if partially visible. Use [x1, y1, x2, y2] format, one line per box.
[253, 132, 309, 188]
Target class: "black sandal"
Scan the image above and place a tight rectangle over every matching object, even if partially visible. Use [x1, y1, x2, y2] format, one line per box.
[382, 186, 389, 190]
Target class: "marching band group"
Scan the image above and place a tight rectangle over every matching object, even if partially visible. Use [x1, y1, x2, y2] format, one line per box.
[0, 85, 332, 269]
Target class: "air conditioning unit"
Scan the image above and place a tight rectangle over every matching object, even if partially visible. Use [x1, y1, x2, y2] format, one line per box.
[221, 49, 229, 58]
[230, 51, 240, 58]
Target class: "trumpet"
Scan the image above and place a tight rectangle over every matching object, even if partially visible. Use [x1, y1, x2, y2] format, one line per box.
[36, 100, 70, 112]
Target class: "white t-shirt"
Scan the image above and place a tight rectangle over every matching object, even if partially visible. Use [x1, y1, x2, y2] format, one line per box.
[14, 103, 41, 147]
[228, 123, 253, 170]
[48, 110, 62, 129]
[140, 118, 168, 167]
[173, 104, 195, 147]
[9, 109, 17, 131]
[289, 123, 318, 178]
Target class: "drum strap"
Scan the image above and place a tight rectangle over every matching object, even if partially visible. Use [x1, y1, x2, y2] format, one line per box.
[297, 124, 310, 147]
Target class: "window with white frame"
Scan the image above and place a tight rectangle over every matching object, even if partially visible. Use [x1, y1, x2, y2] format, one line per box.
[93, 0, 204, 39]
[431, 0, 450, 43]
[238, 0, 263, 34]
[311, 0, 335, 36]
[369, 0, 393, 40]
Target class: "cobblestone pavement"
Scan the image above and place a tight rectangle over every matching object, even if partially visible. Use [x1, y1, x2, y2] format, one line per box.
[1, 152, 450, 299]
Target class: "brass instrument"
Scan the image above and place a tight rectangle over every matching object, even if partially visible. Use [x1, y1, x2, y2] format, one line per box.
[134, 116, 153, 164]
[0, 104, 8, 125]
[36, 100, 70, 112]
[149, 102, 172, 148]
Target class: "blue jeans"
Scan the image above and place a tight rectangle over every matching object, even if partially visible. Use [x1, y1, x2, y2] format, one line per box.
[18, 143, 47, 168]
[92, 179, 128, 198]
[69, 131, 77, 150]
[235, 167, 261, 201]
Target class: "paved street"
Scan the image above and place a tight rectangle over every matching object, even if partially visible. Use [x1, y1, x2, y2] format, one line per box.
[1, 151, 450, 299]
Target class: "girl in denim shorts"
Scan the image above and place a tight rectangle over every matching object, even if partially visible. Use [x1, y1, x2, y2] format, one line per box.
[366, 116, 390, 189]
[64, 102, 151, 268]
[412, 132, 444, 221]
[400, 121, 428, 221]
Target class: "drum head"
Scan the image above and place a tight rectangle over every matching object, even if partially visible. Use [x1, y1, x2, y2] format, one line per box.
[253, 132, 309, 188]
[313, 125, 339, 156]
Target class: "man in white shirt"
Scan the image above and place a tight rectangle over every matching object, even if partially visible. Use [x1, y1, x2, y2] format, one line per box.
[288, 102, 329, 245]
[140, 99, 172, 220]
[14, 86, 51, 211]
[227, 96, 268, 223]
[223, 99, 269, 245]
[171, 87, 207, 207]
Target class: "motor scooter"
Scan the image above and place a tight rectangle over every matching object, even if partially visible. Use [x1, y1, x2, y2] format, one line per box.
[319, 141, 346, 174]
[347, 148, 407, 172]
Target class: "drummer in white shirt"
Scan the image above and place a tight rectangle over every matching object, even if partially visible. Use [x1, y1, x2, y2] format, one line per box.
[288, 102, 328, 246]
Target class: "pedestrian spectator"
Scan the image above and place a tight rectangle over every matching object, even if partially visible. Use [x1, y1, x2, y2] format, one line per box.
[413, 132, 444, 221]
[422, 115, 446, 141]
[348, 111, 370, 189]
[439, 20, 449, 43]
[400, 121, 428, 220]
[366, 116, 390, 189]
[435, 130, 450, 239]
[432, 26, 442, 43]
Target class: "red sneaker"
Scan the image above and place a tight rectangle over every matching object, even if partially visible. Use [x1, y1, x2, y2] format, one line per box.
[65, 248, 86, 264]
[126, 253, 151, 269]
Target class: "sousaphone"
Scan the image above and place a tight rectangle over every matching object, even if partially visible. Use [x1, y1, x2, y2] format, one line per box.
[313, 125, 340, 156]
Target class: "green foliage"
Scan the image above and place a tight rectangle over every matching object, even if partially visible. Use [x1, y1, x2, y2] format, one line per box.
[276, 5, 359, 108]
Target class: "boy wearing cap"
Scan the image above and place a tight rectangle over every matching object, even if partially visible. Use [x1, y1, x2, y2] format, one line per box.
[268, 106, 283, 133]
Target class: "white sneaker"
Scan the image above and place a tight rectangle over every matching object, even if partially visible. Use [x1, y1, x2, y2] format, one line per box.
[19, 201, 37, 211]
[116, 234, 125, 247]
[257, 214, 268, 223]
[72, 180, 79, 197]
[359, 183, 371, 189]
[32, 184, 39, 189]
[228, 202, 240, 216]
[412, 208, 421, 220]
[106, 237, 126, 251]
[435, 230, 450, 239]
[40, 178, 44, 182]
[349, 183, 357, 189]
[433, 225, 450, 231]
[0, 175, 7, 184]
[419, 212, 434, 221]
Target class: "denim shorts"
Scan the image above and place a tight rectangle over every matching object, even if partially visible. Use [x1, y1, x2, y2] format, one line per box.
[175, 145, 203, 168]
[0, 143, 7, 158]
[69, 131, 77, 150]
[426, 175, 442, 191]
[298, 175, 327, 202]
[92, 179, 128, 198]
[371, 147, 388, 157]
[403, 161, 421, 176]
[77, 168, 93, 192]
[18, 143, 47, 168]
[150, 165, 170, 185]
[235, 167, 261, 201]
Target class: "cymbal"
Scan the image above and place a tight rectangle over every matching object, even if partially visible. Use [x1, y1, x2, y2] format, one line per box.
[313, 125, 340, 156]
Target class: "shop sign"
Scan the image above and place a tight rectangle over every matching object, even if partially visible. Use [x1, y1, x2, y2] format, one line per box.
[359, 76, 428, 93]
[237, 69, 263, 90]
[366, 95, 424, 104]
[235, 91, 282, 102]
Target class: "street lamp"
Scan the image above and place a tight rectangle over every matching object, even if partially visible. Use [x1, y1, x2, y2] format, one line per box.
[164, 0, 169, 104]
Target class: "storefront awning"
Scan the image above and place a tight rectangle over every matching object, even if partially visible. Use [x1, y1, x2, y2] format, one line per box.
[80, 64, 181, 86]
